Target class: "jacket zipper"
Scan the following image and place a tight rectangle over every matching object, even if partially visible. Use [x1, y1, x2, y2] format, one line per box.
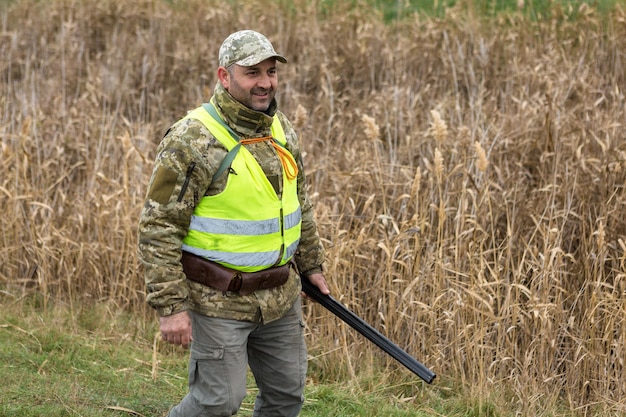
[273, 206, 285, 266]
[177, 162, 196, 202]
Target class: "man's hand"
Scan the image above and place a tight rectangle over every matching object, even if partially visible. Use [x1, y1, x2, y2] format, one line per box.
[160, 311, 192, 348]
[302, 272, 330, 300]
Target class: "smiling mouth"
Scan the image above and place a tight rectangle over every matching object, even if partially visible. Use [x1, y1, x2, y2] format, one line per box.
[252, 89, 271, 97]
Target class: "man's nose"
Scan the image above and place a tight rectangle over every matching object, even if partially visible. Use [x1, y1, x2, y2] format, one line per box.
[257, 73, 272, 88]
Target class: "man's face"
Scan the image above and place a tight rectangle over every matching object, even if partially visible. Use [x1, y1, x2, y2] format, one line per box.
[222, 58, 278, 112]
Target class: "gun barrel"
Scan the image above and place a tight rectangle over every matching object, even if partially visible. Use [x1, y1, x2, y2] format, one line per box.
[301, 277, 436, 384]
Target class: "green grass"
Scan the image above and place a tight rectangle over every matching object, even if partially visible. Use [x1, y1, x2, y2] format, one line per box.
[367, 0, 622, 20]
[0, 299, 465, 417]
[0, 305, 183, 416]
[274, 0, 622, 22]
[4, 298, 606, 416]
[1, 298, 597, 416]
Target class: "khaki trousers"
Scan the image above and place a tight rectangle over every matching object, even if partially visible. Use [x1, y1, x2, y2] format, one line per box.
[167, 298, 307, 417]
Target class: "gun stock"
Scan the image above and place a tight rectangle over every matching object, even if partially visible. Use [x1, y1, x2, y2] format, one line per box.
[301, 276, 436, 384]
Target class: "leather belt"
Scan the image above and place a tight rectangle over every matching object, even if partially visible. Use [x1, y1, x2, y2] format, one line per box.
[180, 251, 291, 295]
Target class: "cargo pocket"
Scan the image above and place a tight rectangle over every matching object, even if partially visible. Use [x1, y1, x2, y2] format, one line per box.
[188, 344, 241, 414]
[188, 345, 225, 386]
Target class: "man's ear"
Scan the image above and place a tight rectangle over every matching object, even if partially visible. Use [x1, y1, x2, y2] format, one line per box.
[217, 66, 230, 88]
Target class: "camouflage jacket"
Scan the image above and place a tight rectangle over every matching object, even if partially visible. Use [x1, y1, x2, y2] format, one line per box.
[138, 83, 325, 323]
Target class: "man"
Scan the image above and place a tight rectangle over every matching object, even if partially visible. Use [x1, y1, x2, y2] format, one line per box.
[138, 30, 329, 417]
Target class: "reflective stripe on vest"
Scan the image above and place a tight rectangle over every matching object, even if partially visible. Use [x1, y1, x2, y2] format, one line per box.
[180, 104, 301, 272]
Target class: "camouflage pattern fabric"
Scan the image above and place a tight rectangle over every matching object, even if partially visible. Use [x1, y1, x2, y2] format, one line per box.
[219, 30, 287, 68]
[137, 83, 325, 323]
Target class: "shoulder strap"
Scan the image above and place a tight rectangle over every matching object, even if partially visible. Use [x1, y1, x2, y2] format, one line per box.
[202, 103, 243, 183]
[199, 102, 290, 183]
[202, 102, 240, 142]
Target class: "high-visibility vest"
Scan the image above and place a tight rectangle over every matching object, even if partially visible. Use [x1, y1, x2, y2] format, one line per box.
[180, 104, 301, 272]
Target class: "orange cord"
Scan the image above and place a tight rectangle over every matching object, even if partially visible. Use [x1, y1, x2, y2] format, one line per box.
[240, 136, 299, 180]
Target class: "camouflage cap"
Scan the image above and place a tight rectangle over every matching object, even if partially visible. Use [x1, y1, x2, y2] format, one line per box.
[219, 30, 287, 68]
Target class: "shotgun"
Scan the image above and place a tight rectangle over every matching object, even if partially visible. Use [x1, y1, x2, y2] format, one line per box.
[301, 276, 436, 384]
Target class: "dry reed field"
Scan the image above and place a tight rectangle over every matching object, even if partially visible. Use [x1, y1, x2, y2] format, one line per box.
[1, 0, 625, 415]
